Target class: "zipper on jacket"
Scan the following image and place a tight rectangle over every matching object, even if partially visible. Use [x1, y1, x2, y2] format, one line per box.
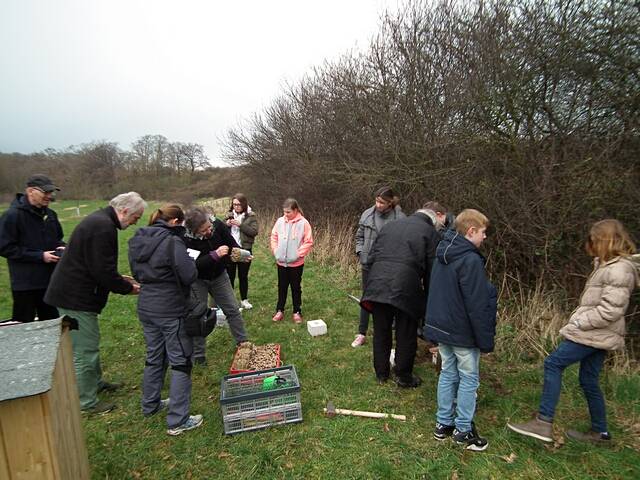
[283, 221, 292, 267]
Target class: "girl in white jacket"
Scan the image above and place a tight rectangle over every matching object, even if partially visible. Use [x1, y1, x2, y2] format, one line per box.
[508, 219, 638, 444]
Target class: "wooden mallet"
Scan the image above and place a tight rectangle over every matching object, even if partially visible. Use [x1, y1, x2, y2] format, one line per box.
[324, 401, 406, 421]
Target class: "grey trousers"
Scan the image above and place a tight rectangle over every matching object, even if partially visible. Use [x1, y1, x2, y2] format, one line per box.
[139, 311, 193, 428]
[192, 272, 248, 359]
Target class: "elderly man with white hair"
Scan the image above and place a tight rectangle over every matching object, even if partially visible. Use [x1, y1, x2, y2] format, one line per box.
[45, 192, 147, 414]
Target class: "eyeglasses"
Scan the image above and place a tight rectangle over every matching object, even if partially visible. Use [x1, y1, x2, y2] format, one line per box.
[232, 202, 242, 206]
[34, 187, 54, 196]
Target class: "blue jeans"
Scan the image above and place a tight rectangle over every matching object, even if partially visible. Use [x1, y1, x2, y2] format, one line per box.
[436, 344, 480, 432]
[539, 339, 607, 432]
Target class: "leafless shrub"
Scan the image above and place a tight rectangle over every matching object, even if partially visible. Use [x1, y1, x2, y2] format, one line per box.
[223, 0, 640, 296]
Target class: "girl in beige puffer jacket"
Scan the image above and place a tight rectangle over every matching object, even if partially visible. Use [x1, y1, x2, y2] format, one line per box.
[508, 219, 639, 444]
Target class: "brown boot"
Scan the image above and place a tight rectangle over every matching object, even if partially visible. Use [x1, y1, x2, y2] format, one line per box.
[507, 416, 553, 443]
[566, 429, 611, 444]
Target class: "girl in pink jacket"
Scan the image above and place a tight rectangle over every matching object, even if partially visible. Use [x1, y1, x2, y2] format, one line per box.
[270, 198, 313, 324]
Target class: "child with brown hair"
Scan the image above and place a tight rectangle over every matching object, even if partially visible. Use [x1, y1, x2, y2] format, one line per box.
[508, 219, 639, 443]
[425, 208, 497, 451]
[270, 198, 313, 324]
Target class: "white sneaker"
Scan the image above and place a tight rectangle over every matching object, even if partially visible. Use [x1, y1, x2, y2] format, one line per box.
[167, 414, 203, 436]
[351, 334, 366, 347]
[215, 309, 228, 327]
[240, 299, 253, 310]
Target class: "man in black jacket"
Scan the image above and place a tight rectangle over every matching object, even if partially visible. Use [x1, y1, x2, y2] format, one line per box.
[361, 207, 441, 388]
[45, 191, 146, 414]
[0, 174, 65, 322]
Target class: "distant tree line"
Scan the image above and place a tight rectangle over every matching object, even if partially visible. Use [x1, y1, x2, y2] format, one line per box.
[0, 135, 241, 204]
[224, 0, 640, 290]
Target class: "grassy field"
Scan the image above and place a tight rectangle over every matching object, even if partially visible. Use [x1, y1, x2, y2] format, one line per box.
[1, 199, 639, 479]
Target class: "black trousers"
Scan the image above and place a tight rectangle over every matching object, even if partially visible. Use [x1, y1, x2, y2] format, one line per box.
[358, 265, 371, 335]
[276, 264, 304, 314]
[12, 289, 59, 323]
[371, 302, 418, 382]
[226, 249, 252, 300]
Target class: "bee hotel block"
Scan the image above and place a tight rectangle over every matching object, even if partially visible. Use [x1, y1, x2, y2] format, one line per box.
[307, 319, 327, 336]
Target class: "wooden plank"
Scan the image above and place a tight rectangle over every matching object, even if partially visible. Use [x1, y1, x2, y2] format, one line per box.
[0, 395, 55, 479]
[45, 328, 90, 480]
[0, 431, 11, 480]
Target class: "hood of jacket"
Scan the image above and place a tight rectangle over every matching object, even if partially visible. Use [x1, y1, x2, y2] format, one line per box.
[436, 228, 484, 265]
[129, 221, 184, 263]
[282, 212, 304, 224]
[12, 193, 49, 216]
[622, 254, 640, 288]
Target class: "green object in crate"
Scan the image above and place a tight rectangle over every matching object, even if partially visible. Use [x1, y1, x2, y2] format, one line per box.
[262, 375, 287, 391]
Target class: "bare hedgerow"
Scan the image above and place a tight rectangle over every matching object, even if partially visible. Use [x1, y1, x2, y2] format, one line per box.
[223, 0, 640, 297]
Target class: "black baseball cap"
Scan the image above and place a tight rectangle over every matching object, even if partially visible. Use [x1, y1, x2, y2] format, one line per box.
[26, 174, 60, 192]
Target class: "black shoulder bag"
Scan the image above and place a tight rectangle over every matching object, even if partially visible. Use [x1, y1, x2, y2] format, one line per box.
[169, 236, 217, 338]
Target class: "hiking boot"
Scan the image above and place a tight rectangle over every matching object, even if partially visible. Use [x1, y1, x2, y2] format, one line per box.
[144, 398, 170, 418]
[395, 374, 422, 388]
[351, 334, 366, 347]
[566, 429, 612, 444]
[240, 299, 253, 310]
[507, 416, 553, 443]
[272, 311, 284, 322]
[98, 381, 123, 393]
[83, 401, 116, 415]
[193, 356, 207, 366]
[167, 414, 204, 436]
[434, 422, 455, 441]
[292, 312, 303, 324]
[453, 423, 488, 451]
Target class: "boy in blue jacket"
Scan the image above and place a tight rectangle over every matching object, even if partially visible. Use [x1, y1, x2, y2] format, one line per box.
[425, 209, 497, 451]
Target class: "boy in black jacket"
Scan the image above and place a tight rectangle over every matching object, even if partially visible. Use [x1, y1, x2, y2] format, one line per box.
[425, 209, 497, 451]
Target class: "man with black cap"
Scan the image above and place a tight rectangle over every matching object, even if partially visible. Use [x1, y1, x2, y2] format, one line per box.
[0, 174, 65, 322]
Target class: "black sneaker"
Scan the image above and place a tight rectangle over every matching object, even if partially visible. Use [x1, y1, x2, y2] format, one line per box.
[434, 422, 455, 441]
[376, 375, 389, 385]
[394, 374, 422, 388]
[453, 423, 488, 451]
[98, 381, 123, 393]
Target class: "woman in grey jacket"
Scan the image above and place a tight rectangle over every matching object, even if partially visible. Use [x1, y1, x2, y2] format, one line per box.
[129, 204, 203, 436]
[352, 186, 405, 347]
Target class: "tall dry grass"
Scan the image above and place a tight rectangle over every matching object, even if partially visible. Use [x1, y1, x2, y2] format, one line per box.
[255, 210, 638, 373]
[495, 273, 639, 373]
[197, 196, 232, 215]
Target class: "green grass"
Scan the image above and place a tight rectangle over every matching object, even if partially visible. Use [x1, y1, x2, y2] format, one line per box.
[1, 200, 639, 479]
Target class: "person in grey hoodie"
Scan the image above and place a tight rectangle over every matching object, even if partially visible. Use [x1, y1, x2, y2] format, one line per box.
[128, 204, 203, 436]
[352, 186, 405, 347]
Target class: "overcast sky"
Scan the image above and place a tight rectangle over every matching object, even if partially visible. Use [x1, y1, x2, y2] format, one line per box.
[0, 0, 400, 166]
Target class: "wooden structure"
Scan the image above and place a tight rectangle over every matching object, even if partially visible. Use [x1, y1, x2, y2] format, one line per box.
[0, 318, 90, 479]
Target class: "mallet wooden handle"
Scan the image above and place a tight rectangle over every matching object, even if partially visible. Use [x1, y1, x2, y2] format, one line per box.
[323, 407, 406, 421]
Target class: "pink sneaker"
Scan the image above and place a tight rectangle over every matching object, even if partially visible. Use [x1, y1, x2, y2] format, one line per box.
[272, 311, 284, 322]
[292, 313, 303, 324]
[351, 334, 366, 347]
